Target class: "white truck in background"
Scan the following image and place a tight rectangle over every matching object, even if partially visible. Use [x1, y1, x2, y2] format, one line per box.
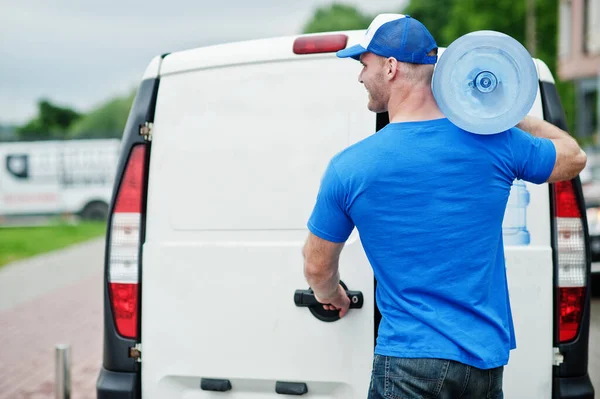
[0, 138, 120, 224]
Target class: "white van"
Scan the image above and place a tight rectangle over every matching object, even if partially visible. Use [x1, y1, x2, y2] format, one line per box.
[0, 138, 120, 223]
[96, 30, 595, 399]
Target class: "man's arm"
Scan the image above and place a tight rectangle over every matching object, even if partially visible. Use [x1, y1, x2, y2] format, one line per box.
[517, 116, 587, 182]
[302, 232, 344, 302]
[303, 157, 353, 317]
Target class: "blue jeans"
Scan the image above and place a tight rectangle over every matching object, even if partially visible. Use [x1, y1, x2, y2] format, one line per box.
[368, 355, 504, 399]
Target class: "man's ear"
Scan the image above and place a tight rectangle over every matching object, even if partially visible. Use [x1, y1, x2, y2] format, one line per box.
[386, 57, 398, 80]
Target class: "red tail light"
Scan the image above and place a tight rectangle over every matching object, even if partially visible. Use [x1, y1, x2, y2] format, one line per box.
[553, 180, 586, 343]
[114, 146, 146, 213]
[293, 34, 348, 54]
[108, 144, 147, 339]
[110, 282, 139, 338]
[555, 181, 581, 217]
[559, 287, 585, 342]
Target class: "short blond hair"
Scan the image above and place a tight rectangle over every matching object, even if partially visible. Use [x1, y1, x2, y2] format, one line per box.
[398, 48, 438, 84]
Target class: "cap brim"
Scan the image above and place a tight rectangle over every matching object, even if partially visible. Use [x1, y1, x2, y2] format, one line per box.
[336, 44, 367, 60]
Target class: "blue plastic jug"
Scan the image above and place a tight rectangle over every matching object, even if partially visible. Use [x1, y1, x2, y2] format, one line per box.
[502, 180, 531, 246]
[432, 31, 538, 135]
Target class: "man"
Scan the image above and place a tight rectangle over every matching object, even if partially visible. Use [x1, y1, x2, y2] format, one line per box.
[302, 14, 587, 399]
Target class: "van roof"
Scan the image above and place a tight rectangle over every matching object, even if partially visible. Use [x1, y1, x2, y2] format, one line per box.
[143, 30, 555, 84]
[151, 30, 366, 78]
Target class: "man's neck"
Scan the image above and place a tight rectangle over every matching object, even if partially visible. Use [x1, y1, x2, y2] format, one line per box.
[387, 85, 445, 123]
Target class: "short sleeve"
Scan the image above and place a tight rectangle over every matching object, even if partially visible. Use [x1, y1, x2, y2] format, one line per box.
[509, 127, 557, 184]
[307, 160, 354, 243]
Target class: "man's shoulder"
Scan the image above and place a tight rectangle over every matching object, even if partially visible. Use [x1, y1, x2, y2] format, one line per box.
[330, 133, 380, 172]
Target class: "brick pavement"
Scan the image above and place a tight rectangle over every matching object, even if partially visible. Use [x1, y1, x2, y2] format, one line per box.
[0, 271, 103, 399]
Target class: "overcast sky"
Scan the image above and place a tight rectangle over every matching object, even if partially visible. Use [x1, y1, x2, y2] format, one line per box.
[0, 0, 408, 125]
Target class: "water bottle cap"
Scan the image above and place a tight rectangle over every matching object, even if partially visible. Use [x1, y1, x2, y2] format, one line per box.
[474, 71, 498, 93]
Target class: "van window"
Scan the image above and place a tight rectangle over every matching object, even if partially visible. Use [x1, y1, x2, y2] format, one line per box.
[6, 154, 28, 179]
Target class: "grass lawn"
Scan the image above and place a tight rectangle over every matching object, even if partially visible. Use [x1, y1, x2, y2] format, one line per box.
[0, 221, 107, 267]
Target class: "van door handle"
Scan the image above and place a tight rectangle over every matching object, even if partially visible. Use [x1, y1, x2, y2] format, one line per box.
[293, 281, 363, 322]
[293, 290, 321, 307]
[294, 288, 364, 308]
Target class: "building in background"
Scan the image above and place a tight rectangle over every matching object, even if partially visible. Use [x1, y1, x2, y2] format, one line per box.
[558, 0, 599, 141]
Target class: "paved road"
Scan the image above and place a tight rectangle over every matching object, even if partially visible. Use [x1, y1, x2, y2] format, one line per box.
[0, 239, 598, 398]
[0, 239, 104, 399]
[589, 283, 600, 394]
[0, 239, 105, 311]
[590, 301, 600, 396]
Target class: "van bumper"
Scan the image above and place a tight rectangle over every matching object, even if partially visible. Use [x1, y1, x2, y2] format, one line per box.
[97, 367, 139, 399]
[556, 374, 595, 399]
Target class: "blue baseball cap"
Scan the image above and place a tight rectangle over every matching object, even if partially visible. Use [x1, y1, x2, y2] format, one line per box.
[337, 14, 438, 64]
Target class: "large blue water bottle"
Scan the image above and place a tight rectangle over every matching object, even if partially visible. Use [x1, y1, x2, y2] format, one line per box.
[502, 180, 531, 245]
[432, 31, 539, 135]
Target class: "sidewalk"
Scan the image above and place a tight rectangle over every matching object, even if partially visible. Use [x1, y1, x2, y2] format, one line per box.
[0, 239, 104, 399]
[0, 238, 105, 311]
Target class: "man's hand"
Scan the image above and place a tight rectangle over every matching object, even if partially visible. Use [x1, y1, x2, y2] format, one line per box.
[315, 284, 351, 318]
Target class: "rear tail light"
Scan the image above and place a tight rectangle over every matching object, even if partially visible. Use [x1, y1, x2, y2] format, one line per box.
[293, 34, 348, 54]
[559, 287, 585, 342]
[553, 180, 587, 343]
[108, 144, 147, 339]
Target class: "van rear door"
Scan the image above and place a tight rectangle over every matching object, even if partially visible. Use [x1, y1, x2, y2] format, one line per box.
[141, 51, 376, 398]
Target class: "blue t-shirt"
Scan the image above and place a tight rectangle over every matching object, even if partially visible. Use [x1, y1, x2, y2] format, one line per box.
[307, 118, 556, 369]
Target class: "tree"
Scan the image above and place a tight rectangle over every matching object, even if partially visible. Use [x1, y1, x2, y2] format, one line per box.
[302, 4, 372, 34]
[440, 0, 551, 67]
[68, 91, 135, 139]
[402, 0, 456, 47]
[15, 90, 135, 141]
[16, 100, 81, 140]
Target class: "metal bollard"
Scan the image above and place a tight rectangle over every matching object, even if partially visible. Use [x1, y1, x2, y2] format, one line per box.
[55, 344, 71, 399]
